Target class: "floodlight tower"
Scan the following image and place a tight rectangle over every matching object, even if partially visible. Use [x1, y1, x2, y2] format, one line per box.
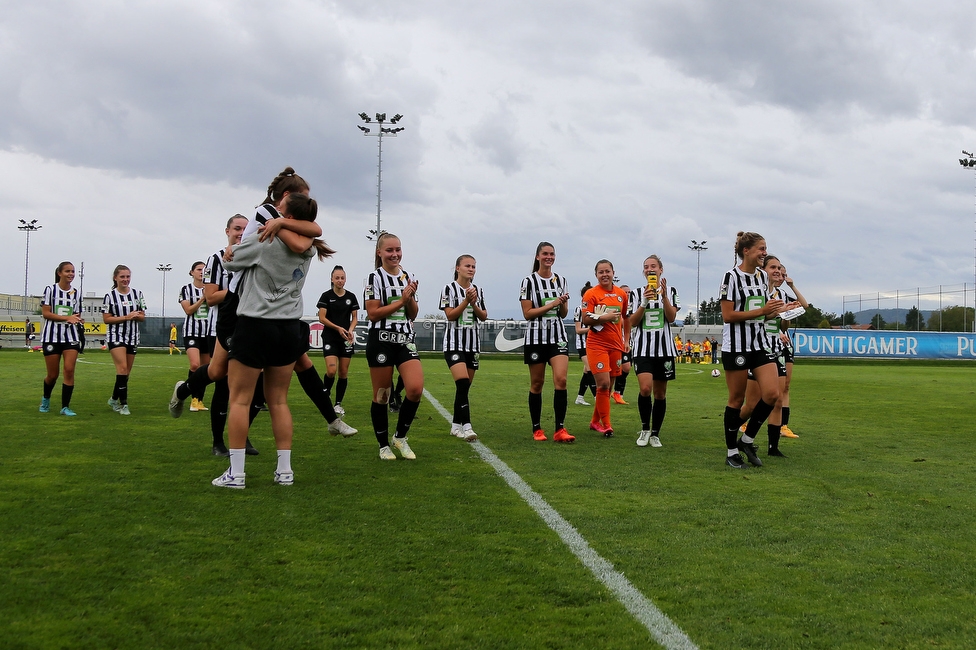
[157, 264, 172, 321]
[17, 219, 42, 305]
[688, 240, 708, 323]
[958, 151, 976, 333]
[357, 112, 405, 240]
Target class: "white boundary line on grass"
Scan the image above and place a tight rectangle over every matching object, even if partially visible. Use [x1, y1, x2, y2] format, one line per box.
[423, 388, 698, 650]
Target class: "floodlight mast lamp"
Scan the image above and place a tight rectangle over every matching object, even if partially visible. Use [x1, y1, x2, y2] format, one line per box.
[157, 264, 172, 322]
[688, 240, 708, 323]
[959, 151, 976, 333]
[17, 219, 42, 304]
[358, 112, 404, 241]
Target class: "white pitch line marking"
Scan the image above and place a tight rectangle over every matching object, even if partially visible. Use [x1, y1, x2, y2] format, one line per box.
[423, 388, 698, 650]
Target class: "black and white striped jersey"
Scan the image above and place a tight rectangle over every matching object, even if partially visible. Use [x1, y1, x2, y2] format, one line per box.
[720, 266, 771, 353]
[439, 281, 486, 352]
[573, 305, 588, 350]
[179, 283, 210, 339]
[364, 267, 416, 335]
[519, 272, 568, 345]
[628, 288, 678, 358]
[763, 284, 794, 353]
[41, 284, 81, 344]
[102, 288, 146, 346]
[203, 248, 230, 336]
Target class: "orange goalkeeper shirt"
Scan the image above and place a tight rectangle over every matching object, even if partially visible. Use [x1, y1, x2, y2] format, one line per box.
[582, 285, 629, 352]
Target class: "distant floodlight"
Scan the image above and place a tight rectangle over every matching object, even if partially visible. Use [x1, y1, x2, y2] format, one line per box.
[357, 111, 405, 252]
[358, 125, 370, 133]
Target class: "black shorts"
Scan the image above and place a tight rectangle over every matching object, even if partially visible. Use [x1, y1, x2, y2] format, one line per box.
[445, 350, 479, 370]
[634, 356, 676, 381]
[227, 317, 306, 368]
[523, 342, 569, 365]
[577, 345, 587, 360]
[169, 338, 177, 345]
[621, 351, 633, 365]
[366, 329, 419, 368]
[783, 348, 795, 364]
[215, 292, 240, 351]
[184, 336, 211, 352]
[725, 349, 777, 373]
[322, 336, 355, 359]
[42, 341, 81, 356]
[107, 342, 138, 355]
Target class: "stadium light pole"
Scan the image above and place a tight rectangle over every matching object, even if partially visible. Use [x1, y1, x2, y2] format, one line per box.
[358, 112, 404, 241]
[157, 264, 172, 322]
[958, 151, 976, 333]
[17, 219, 42, 307]
[688, 240, 708, 323]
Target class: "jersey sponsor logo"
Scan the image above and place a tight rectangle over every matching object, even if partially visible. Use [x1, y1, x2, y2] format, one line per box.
[494, 330, 524, 352]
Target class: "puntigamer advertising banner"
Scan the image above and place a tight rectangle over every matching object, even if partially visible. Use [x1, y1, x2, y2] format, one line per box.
[793, 329, 976, 360]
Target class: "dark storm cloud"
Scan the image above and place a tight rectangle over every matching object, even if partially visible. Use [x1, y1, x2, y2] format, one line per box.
[632, 0, 976, 123]
[0, 1, 433, 208]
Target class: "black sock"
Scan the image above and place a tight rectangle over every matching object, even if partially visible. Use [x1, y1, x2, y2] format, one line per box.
[296, 366, 337, 422]
[335, 377, 348, 404]
[394, 374, 405, 397]
[395, 397, 421, 438]
[454, 378, 471, 425]
[371, 401, 390, 448]
[177, 364, 212, 401]
[187, 369, 205, 401]
[249, 376, 264, 426]
[782, 406, 791, 427]
[43, 380, 55, 399]
[529, 391, 543, 431]
[743, 399, 775, 439]
[725, 406, 745, 450]
[61, 384, 74, 409]
[211, 378, 229, 447]
[554, 389, 567, 430]
[117, 375, 129, 405]
[589, 372, 597, 396]
[112, 375, 122, 400]
[651, 398, 667, 436]
[578, 373, 589, 397]
[768, 424, 782, 452]
[614, 371, 629, 395]
[323, 374, 335, 395]
[638, 394, 652, 430]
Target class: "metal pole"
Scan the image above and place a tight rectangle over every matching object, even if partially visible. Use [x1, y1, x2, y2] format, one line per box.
[376, 128, 383, 236]
[24, 228, 30, 302]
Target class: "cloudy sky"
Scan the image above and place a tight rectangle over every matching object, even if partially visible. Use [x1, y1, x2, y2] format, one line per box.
[3, 0, 976, 320]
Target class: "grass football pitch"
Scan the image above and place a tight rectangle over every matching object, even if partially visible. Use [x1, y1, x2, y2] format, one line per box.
[2, 349, 975, 649]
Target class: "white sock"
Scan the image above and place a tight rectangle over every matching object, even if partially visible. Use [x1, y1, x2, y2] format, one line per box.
[229, 448, 246, 475]
[742, 434, 755, 444]
[277, 449, 292, 474]
[727, 449, 738, 457]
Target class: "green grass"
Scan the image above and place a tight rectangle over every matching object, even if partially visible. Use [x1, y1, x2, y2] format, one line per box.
[2, 350, 976, 648]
